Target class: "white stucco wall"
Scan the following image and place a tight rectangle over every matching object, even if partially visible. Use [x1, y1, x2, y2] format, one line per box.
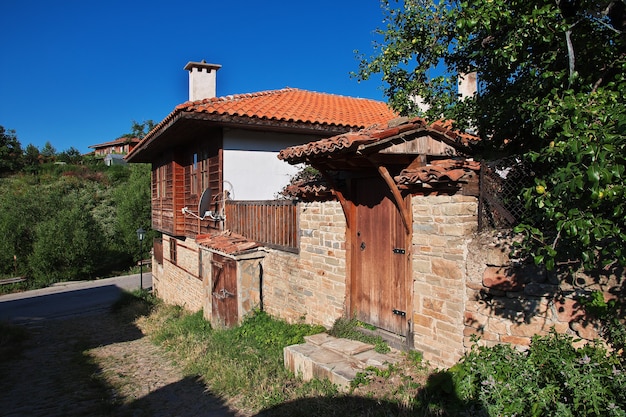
[223, 129, 315, 200]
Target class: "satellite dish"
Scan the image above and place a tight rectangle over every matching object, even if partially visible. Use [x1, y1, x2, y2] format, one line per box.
[198, 188, 212, 218]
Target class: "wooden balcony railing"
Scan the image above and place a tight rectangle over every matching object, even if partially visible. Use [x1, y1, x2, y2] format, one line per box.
[225, 200, 299, 253]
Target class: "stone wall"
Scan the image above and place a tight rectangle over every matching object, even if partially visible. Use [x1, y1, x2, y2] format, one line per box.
[152, 236, 204, 311]
[464, 232, 622, 350]
[262, 201, 347, 328]
[410, 195, 478, 367]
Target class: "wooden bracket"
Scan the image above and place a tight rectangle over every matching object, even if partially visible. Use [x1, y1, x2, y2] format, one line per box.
[314, 165, 351, 227]
[376, 165, 411, 235]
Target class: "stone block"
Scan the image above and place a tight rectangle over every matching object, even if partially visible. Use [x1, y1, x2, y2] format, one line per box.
[500, 335, 531, 347]
[482, 266, 529, 291]
[432, 258, 463, 279]
[554, 298, 586, 323]
[570, 321, 601, 341]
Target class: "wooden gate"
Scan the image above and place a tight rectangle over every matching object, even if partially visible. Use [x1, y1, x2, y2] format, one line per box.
[350, 177, 410, 336]
[211, 254, 238, 327]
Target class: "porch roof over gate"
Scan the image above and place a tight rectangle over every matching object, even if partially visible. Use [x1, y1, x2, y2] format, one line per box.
[277, 116, 480, 166]
[278, 116, 482, 199]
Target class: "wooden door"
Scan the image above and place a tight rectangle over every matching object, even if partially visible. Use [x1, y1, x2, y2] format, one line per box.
[351, 177, 410, 336]
[211, 254, 238, 328]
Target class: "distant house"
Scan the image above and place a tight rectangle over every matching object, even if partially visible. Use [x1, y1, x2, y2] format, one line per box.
[89, 137, 140, 157]
[103, 153, 128, 166]
[125, 60, 397, 326]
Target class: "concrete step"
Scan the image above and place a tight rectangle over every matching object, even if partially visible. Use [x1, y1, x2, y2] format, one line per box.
[283, 333, 404, 390]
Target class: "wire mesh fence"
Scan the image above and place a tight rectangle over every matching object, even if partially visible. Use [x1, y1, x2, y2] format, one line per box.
[478, 156, 534, 231]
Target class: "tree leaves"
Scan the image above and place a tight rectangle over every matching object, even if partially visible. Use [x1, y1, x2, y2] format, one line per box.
[358, 0, 626, 273]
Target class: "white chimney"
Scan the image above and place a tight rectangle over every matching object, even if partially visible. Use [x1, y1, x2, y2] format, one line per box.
[184, 60, 222, 101]
[458, 72, 478, 100]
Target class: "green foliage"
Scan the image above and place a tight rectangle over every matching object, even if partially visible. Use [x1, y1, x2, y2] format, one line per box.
[28, 196, 106, 285]
[357, 1, 626, 272]
[0, 158, 153, 287]
[0, 177, 52, 276]
[0, 126, 23, 174]
[234, 310, 325, 357]
[150, 308, 327, 410]
[581, 291, 626, 361]
[328, 316, 390, 353]
[112, 163, 154, 259]
[123, 119, 156, 139]
[448, 330, 626, 416]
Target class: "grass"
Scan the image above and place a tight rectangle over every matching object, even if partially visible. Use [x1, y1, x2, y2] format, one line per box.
[136, 304, 440, 416]
[327, 316, 392, 353]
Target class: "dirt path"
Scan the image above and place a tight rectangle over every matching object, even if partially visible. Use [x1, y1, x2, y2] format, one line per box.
[0, 310, 244, 417]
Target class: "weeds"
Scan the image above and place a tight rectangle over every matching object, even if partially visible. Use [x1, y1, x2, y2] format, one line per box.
[139, 303, 626, 416]
[447, 329, 626, 416]
[328, 316, 391, 353]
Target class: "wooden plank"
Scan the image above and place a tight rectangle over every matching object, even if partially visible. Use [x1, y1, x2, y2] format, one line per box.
[0, 277, 27, 285]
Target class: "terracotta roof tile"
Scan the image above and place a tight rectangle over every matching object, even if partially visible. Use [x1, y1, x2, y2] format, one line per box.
[196, 231, 261, 256]
[394, 159, 481, 185]
[278, 116, 480, 163]
[174, 88, 396, 128]
[281, 181, 333, 199]
[127, 88, 396, 162]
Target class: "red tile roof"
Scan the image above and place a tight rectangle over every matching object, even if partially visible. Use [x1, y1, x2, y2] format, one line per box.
[394, 159, 480, 185]
[174, 88, 396, 128]
[126, 88, 396, 162]
[196, 231, 261, 256]
[278, 116, 480, 163]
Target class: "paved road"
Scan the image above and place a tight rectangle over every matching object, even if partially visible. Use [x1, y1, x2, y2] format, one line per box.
[0, 273, 152, 324]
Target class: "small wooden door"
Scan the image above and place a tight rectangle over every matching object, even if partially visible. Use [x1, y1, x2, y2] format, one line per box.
[350, 177, 410, 336]
[211, 254, 238, 328]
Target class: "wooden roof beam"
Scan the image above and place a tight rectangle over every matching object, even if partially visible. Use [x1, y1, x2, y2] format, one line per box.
[312, 164, 351, 227]
[376, 164, 411, 235]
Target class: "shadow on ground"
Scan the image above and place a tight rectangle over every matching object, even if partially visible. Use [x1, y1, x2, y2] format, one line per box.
[0, 290, 236, 417]
[121, 376, 239, 417]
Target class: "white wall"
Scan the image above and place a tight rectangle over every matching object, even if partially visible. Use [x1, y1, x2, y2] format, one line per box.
[223, 129, 315, 201]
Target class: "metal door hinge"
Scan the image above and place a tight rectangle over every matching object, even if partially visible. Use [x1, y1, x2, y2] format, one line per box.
[393, 248, 406, 254]
[392, 309, 406, 317]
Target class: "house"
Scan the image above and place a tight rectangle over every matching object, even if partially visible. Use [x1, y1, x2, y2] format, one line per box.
[125, 60, 397, 326]
[89, 137, 140, 156]
[127, 61, 615, 367]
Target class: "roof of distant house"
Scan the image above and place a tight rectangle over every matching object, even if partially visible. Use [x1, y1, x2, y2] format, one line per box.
[126, 88, 397, 162]
[89, 137, 140, 149]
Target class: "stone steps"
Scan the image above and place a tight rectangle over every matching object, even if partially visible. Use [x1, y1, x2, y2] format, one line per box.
[283, 333, 404, 390]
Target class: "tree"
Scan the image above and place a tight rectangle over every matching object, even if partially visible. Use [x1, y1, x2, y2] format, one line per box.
[40, 141, 57, 162]
[57, 147, 83, 164]
[113, 163, 154, 260]
[23, 144, 41, 174]
[0, 126, 23, 174]
[28, 194, 105, 285]
[124, 120, 156, 139]
[357, 0, 626, 272]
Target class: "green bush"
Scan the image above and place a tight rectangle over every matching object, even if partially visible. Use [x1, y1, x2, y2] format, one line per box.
[447, 330, 626, 416]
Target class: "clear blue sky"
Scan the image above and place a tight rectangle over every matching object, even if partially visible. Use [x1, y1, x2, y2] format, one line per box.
[0, 0, 388, 154]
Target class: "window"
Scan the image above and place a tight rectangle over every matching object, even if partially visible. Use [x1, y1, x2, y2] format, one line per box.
[199, 148, 209, 191]
[191, 153, 198, 195]
[169, 239, 177, 265]
[155, 163, 166, 199]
